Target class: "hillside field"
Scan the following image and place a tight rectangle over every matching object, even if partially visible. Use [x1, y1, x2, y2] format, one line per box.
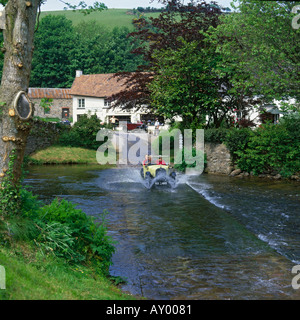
[40, 8, 161, 30]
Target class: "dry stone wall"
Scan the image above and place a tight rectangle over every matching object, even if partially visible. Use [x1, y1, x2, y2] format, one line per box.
[25, 120, 69, 156]
[204, 143, 233, 175]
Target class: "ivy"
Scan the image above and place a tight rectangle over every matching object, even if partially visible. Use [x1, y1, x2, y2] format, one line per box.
[0, 150, 21, 216]
[39, 98, 53, 114]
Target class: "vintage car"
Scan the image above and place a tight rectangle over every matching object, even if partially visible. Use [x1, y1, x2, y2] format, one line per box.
[140, 160, 176, 187]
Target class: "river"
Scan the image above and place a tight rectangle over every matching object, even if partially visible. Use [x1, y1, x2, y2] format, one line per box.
[24, 164, 300, 300]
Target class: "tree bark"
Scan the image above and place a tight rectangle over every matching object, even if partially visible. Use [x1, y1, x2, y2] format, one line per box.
[0, 0, 39, 191]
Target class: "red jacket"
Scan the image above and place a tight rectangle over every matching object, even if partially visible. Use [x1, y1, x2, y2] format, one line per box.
[156, 159, 166, 165]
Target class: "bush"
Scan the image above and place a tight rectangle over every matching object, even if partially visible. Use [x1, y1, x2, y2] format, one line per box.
[204, 128, 228, 144]
[280, 113, 300, 141]
[203, 119, 299, 177]
[18, 189, 115, 275]
[58, 114, 111, 150]
[236, 122, 300, 177]
[204, 127, 252, 163]
[224, 128, 252, 162]
[174, 147, 205, 172]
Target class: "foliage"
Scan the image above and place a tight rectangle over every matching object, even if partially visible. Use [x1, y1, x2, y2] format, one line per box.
[60, 0, 107, 15]
[236, 118, 256, 128]
[224, 128, 252, 162]
[236, 118, 300, 177]
[0, 151, 21, 216]
[204, 115, 300, 177]
[34, 198, 115, 274]
[72, 22, 145, 75]
[279, 112, 300, 141]
[215, 0, 300, 102]
[39, 98, 53, 114]
[4, 188, 116, 275]
[1, 180, 116, 276]
[134, 7, 164, 13]
[29, 16, 145, 88]
[58, 113, 110, 150]
[148, 38, 222, 127]
[174, 147, 206, 173]
[112, 0, 227, 124]
[204, 128, 229, 144]
[204, 127, 252, 162]
[113, 0, 259, 128]
[30, 15, 78, 88]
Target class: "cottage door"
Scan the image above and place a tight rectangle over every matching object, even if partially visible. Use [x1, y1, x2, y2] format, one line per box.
[62, 108, 69, 119]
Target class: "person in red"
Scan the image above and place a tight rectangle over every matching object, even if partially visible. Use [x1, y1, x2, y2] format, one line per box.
[156, 155, 166, 165]
[143, 155, 152, 165]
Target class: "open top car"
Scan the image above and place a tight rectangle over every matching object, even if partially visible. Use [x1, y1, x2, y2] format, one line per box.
[140, 156, 176, 187]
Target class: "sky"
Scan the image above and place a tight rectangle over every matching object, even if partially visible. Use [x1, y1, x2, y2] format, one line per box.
[41, 0, 233, 11]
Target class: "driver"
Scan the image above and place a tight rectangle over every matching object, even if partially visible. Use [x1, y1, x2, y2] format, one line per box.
[156, 155, 166, 165]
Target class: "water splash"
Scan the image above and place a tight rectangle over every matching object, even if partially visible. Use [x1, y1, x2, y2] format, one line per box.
[185, 180, 230, 210]
[143, 174, 178, 190]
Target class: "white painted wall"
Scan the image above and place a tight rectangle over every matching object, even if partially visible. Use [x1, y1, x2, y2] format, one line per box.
[72, 96, 150, 124]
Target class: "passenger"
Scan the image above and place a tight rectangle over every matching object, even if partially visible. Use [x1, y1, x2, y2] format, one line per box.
[156, 155, 166, 165]
[143, 155, 152, 165]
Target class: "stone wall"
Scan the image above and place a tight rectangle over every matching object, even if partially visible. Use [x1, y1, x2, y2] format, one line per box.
[32, 98, 72, 119]
[204, 143, 233, 175]
[204, 142, 300, 181]
[25, 120, 69, 156]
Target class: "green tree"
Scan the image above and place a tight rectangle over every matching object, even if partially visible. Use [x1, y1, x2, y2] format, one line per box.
[72, 22, 144, 75]
[148, 38, 220, 128]
[112, 0, 229, 127]
[29, 18, 145, 88]
[30, 15, 77, 88]
[216, 0, 300, 102]
[101, 27, 145, 73]
[59, 113, 106, 150]
[71, 21, 110, 75]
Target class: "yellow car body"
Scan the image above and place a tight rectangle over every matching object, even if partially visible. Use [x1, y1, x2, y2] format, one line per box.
[141, 164, 176, 186]
[141, 164, 170, 178]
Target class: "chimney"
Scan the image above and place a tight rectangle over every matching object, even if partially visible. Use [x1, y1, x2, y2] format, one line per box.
[76, 70, 83, 77]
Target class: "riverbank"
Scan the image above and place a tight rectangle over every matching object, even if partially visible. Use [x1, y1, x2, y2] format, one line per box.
[26, 146, 99, 165]
[26, 145, 299, 183]
[0, 182, 140, 300]
[0, 243, 138, 300]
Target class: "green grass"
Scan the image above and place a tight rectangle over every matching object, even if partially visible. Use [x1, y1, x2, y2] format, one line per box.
[40, 9, 161, 30]
[33, 117, 61, 123]
[0, 245, 137, 300]
[28, 146, 100, 165]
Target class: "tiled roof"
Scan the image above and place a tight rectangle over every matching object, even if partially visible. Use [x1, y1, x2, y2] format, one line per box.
[28, 88, 72, 99]
[69, 73, 127, 98]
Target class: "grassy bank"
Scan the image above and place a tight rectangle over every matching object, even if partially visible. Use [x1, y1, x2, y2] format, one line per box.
[0, 188, 138, 300]
[27, 146, 100, 165]
[0, 244, 136, 300]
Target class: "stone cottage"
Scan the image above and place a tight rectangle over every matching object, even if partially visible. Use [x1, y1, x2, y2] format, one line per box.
[28, 88, 72, 120]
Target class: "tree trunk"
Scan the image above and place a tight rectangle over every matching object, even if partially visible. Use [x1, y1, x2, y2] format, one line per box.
[0, 0, 39, 203]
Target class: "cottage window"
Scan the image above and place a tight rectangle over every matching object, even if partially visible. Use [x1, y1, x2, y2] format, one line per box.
[104, 98, 111, 107]
[78, 98, 85, 109]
